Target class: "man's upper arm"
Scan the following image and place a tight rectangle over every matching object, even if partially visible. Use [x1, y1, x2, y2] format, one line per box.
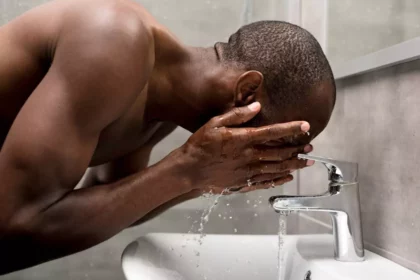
[82, 122, 178, 187]
[0, 14, 153, 225]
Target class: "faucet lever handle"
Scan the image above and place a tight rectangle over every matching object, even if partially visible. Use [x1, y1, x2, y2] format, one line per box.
[297, 154, 358, 183]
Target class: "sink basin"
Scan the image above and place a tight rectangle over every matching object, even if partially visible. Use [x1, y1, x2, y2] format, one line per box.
[122, 233, 420, 280]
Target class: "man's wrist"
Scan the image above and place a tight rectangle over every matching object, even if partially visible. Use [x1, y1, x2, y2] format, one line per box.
[161, 147, 198, 194]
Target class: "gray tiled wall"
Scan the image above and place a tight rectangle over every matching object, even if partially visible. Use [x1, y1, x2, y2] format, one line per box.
[298, 59, 420, 273]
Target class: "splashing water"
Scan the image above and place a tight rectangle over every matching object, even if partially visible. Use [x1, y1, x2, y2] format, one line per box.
[182, 190, 218, 248]
[197, 189, 228, 245]
[247, 179, 252, 187]
[193, 189, 229, 277]
[278, 211, 290, 280]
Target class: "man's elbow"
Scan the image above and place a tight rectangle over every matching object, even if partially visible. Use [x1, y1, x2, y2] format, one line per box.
[0, 211, 43, 275]
[1, 205, 40, 242]
[0, 209, 73, 275]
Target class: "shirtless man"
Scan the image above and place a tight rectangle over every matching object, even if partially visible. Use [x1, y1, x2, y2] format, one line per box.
[0, 0, 335, 274]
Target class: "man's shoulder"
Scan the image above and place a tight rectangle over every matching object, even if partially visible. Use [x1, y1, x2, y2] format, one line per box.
[54, 0, 155, 78]
[61, 0, 152, 44]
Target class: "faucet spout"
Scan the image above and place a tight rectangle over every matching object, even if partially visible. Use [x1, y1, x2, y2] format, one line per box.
[269, 185, 339, 212]
[269, 154, 365, 262]
[297, 154, 357, 183]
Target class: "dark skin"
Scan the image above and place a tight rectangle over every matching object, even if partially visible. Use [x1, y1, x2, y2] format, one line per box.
[0, 0, 334, 274]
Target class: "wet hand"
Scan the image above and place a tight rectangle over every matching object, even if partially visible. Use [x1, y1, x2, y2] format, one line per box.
[179, 102, 314, 194]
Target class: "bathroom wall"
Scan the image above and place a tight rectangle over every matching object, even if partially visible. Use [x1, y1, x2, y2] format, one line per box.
[297, 59, 420, 273]
[327, 0, 420, 69]
[1, 0, 294, 279]
[291, 0, 420, 274]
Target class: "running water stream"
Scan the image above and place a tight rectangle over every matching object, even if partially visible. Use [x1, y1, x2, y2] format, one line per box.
[278, 211, 290, 280]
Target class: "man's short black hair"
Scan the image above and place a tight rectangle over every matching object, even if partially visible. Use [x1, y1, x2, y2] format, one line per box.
[218, 20, 336, 124]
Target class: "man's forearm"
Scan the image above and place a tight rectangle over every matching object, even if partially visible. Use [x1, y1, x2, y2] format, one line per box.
[0, 151, 192, 274]
[131, 189, 202, 226]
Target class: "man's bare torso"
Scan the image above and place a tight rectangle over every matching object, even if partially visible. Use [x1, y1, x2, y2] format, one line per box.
[0, 2, 319, 271]
[0, 0, 172, 184]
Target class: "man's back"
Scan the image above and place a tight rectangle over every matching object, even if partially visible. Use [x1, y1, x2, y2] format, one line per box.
[0, 3, 52, 144]
[0, 0, 166, 168]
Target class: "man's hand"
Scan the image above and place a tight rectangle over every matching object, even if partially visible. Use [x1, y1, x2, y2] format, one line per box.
[178, 102, 313, 194]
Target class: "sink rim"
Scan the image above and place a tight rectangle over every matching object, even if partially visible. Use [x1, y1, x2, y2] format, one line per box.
[121, 233, 420, 280]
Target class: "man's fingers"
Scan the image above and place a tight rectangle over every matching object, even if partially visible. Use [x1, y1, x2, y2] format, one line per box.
[201, 186, 230, 195]
[258, 159, 312, 174]
[260, 175, 294, 189]
[239, 175, 294, 193]
[254, 144, 313, 161]
[250, 158, 313, 176]
[250, 171, 291, 183]
[247, 121, 310, 143]
[211, 102, 261, 127]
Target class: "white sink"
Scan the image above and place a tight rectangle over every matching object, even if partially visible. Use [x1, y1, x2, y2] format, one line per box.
[122, 233, 420, 280]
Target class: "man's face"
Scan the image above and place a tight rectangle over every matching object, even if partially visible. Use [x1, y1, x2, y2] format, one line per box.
[245, 81, 335, 147]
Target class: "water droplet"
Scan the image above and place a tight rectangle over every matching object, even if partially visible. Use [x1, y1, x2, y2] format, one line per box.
[234, 228, 238, 233]
[279, 210, 291, 216]
[247, 179, 252, 186]
[226, 203, 230, 206]
[229, 216, 233, 219]
[254, 213, 258, 217]
[246, 200, 250, 204]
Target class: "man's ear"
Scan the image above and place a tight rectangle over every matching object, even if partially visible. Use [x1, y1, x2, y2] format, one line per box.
[234, 71, 264, 107]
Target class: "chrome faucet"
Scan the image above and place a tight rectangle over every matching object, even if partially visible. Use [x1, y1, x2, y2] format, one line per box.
[269, 154, 365, 262]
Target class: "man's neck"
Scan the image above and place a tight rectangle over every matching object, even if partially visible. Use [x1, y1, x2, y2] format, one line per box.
[145, 28, 238, 132]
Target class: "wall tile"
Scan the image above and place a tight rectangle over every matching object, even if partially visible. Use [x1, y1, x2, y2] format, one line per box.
[298, 59, 420, 273]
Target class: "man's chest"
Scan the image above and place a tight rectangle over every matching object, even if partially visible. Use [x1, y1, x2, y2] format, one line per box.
[77, 121, 177, 188]
[89, 85, 161, 166]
